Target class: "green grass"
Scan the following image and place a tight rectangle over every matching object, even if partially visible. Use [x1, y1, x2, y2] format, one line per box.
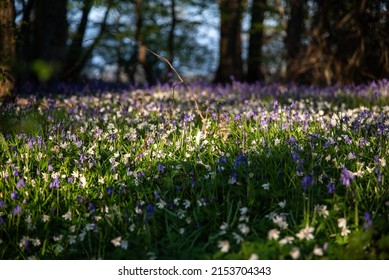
[0, 85, 388, 259]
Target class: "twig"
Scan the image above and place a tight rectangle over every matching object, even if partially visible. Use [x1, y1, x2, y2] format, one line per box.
[143, 46, 205, 121]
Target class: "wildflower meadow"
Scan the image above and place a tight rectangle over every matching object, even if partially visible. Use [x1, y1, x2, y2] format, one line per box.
[0, 80, 388, 260]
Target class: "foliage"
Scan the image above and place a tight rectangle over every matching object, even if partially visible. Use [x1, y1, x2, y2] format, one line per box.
[0, 79, 388, 259]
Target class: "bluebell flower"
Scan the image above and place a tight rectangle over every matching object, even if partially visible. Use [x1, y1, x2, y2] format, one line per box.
[234, 153, 247, 168]
[146, 204, 155, 215]
[0, 200, 5, 208]
[327, 182, 335, 194]
[88, 203, 96, 213]
[0, 216, 4, 225]
[363, 211, 373, 230]
[157, 163, 165, 173]
[105, 186, 114, 195]
[153, 191, 161, 199]
[11, 191, 18, 200]
[137, 171, 145, 179]
[49, 176, 60, 188]
[340, 168, 354, 187]
[217, 156, 227, 165]
[301, 174, 314, 191]
[16, 178, 25, 189]
[291, 152, 299, 162]
[13, 205, 22, 216]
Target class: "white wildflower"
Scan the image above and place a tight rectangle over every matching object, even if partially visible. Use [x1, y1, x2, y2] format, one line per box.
[68, 235, 77, 245]
[121, 240, 128, 250]
[272, 215, 288, 229]
[129, 224, 136, 232]
[183, 199, 191, 209]
[240, 207, 248, 216]
[296, 225, 315, 241]
[176, 209, 186, 219]
[290, 247, 300, 259]
[232, 232, 244, 244]
[268, 229, 280, 240]
[340, 227, 351, 237]
[337, 218, 347, 229]
[111, 236, 122, 247]
[279, 236, 294, 245]
[238, 223, 250, 235]
[218, 240, 230, 253]
[315, 205, 329, 218]
[313, 246, 324, 256]
[261, 183, 270, 190]
[62, 210, 72, 221]
[156, 200, 166, 209]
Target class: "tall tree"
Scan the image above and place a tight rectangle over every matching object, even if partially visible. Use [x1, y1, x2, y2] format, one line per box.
[285, 0, 306, 82]
[168, 0, 176, 64]
[247, 0, 266, 82]
[31, 0, 68, 82]
[214, 0, 246, 83]
[0, 0, 16, 104]
[63, 0, 94, 80]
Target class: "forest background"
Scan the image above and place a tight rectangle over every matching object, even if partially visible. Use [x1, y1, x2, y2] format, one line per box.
[1, 0, 389, 102]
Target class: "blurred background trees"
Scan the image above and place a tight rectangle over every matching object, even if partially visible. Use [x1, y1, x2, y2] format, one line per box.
[1, 0, 388, 100]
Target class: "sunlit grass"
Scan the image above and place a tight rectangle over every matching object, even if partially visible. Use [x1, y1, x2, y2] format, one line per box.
[0, 80, 388, 259]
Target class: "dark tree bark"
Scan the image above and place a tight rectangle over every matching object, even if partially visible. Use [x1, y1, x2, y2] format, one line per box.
[247, 0, 266, 83]
[31, 0, 68, 82]
[17, 0, 35, 81]
[285, 0, 306, 82]
[133, 0, 154, 84]
[0, 0, 16, 103]
[63, 0, 94, 80]
[213, 0, 246, 83]
[168, 0, 176, 64]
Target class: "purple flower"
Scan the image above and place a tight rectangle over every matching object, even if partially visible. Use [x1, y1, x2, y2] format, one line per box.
[76, 196, 85, 203]
[49, 176, 60, 188]
[88, 203, 96, 213]
[234, 153, 247, 168]
[11, 191, 18, 200]
[13, 169, 20, 177]
[327, 182, 335, 194]
[291, 152, 299, 162]
[13, 205, 22, 216]
[340, 168, 354, 187]
[217, 156, 227, 165]
[301, 174, 314, 191]
[0, 200, 5, 208]
[364, 212, 373, 230]
[0, 216, 4, 225]
[157, 163, 165, 173]
[105, 186, 114, 195]
[153, 191, 161, 199]
[16, 178, 25, 189]
[146, 204, 155, 214]
[48, 164, 53, 172]
[137, 171, 144, 179]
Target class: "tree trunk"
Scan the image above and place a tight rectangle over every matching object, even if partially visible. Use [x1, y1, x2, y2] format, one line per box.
[168, 0, 176, 64]
[214, 0, 246, 83]
[31, 0, 68, 82]
[247, 0, 266, 82]
[63, 0, 94, 80]
[0, 0, 16, 103]
[285, 0, 305, 82]
[133, 0, 154, 84]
